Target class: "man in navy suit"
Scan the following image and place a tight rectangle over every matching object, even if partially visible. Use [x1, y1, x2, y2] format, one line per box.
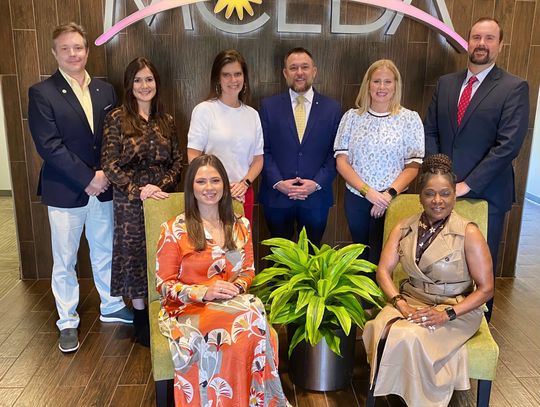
[28, 23, 132, 353]
[425, 17, 529, 320]
[259, 48, 342, 246]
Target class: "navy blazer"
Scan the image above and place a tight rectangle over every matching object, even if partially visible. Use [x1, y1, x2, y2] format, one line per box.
[424, 66, 529, 214]
[28, 71, 117, 208]
[259, 90, 342, 209]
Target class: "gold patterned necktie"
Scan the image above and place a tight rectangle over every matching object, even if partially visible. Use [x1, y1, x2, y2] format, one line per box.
[294, 95, 306, 142]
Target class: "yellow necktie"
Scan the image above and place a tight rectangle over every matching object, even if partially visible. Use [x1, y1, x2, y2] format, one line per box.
[294, 95, 306, 142]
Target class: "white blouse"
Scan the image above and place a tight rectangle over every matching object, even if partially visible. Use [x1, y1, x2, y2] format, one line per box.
[187, 99, 264, 183]
[334, 107, 424, 196]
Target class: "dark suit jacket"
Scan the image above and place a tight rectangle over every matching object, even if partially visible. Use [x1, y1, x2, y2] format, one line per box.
[259, 89, 342, 209]
[28, 70, 117, 208]
[424, 65, 529, 213]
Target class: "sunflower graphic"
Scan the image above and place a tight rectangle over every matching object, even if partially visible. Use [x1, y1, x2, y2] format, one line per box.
[214, 0, 263, 20]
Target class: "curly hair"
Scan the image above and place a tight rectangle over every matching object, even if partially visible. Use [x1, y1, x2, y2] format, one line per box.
[418, 154, 457, 191]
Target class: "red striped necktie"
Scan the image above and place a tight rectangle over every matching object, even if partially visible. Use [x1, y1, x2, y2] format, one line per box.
[457, 75, 478, 126]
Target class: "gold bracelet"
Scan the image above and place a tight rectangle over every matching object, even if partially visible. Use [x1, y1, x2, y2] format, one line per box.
[360, 184, 370, 197]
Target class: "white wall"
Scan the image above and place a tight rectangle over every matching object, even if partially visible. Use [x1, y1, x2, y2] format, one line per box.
[526, 88, 540, 202]
[0, 81, 12, 192]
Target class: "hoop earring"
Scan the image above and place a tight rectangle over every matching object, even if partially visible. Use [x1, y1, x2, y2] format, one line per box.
[215, 84, 221, 95]
[242, 83, 247, 95]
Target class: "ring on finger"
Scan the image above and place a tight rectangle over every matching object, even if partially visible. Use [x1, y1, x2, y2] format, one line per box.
[421, 316, 427, 322]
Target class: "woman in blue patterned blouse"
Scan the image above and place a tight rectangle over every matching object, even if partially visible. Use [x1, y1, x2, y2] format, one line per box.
[334, 59, 424, 264]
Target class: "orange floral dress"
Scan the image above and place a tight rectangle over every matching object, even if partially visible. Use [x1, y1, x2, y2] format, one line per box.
[156, 213, 289, 407]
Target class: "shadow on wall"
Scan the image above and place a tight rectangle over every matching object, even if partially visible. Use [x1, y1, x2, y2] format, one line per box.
[525, 86, 540, 205]
[0, 82, 12, 196]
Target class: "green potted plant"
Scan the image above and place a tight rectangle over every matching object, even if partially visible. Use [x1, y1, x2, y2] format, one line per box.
[251, 228, 385, 391]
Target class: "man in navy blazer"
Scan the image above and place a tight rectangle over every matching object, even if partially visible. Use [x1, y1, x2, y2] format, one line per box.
[28, 23, 132, 353]
[425, 17, 529, 320]
[259, 48, 342, 245]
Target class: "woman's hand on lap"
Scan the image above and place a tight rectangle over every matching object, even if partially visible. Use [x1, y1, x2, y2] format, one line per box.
[203, 281, 240, 301]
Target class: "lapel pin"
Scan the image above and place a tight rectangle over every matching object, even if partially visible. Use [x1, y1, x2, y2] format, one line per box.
[96, 88, 100, 92]
[62, 89, 67, 94]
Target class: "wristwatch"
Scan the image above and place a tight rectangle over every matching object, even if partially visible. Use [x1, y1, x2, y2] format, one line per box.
[243, 178, 252, 187]
[445, 306, 457, 321]
[385, 187, 398, 199]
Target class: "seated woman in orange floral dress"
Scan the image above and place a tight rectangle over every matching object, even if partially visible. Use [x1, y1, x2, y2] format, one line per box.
[156, 154, 289, 407]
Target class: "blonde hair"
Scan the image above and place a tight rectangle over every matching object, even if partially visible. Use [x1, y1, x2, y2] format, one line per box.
[355, 59, 402, 116]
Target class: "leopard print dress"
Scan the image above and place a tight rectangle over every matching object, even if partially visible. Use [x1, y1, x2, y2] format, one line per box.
[102, 108, 183, 298]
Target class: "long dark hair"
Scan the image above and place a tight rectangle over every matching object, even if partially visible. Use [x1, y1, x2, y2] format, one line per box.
[184, 155, 237, 251]
[121, 57, 171, 137]
[418, 154, 457, 191]
[207, 49, 251, 104]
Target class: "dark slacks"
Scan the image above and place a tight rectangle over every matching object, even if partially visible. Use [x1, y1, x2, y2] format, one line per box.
[344, 189, 385, 265]
[262, 203, 330, 247]
[484, 209, 505, 322]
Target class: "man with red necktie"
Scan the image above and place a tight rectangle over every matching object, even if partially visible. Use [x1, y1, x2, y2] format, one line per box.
[424, 17, 529, 321]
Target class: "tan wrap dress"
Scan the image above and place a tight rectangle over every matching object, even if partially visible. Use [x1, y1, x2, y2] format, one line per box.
[362, 211, 484, 407]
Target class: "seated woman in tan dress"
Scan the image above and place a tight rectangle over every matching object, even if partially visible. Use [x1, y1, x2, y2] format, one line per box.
[156, 155, 289, 407]
[362, 154, 494, 407]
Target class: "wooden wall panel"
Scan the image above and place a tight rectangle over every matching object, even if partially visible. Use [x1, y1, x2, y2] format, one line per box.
[56, 0, 81, 26]
[2, 76, 25, 162]
[2, 0, 539, 278]
[508, 1, 535, 79]
[10, 0, 35, 29]
[34, 0, 61, 76]
[13, 30, 40, 119]
[0, 1, 16, 74]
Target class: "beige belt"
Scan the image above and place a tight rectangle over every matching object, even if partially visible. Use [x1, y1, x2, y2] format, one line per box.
[408, 277, 473, 296]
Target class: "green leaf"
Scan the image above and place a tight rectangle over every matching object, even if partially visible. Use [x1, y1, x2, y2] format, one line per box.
[271, 303, 303, 325]
[317, 279, 331, 298]
[347, 258, 378, 274]
[338, 294, 367, 327]
[263, 246, 309, 272]
[297, 227, 309, 254]
[270, 289, 295, 319]
[288, 273, 314, 289]
[261, 237, 297, 249]
[295, 289, 313, 314]
[251, 267, 290, 286]
[326, 305, 352, 335]
[306, 296, 325, 345]
[288, 325, 306, 358]
[346, 275, 384, 296]
[321, 327, 342, 357]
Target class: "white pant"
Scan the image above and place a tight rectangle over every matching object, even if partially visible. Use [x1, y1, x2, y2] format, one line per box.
[48, 197, 125, 330]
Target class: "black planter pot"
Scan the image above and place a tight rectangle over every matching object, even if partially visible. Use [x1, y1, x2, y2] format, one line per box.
[288, 326, 357, 391]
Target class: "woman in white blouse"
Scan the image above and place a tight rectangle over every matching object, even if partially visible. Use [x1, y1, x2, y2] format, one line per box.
[334, 59, 424, 264]
[187, 49, 263, 224]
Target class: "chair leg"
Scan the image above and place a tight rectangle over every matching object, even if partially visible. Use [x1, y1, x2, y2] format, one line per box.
[366, 384, 376, 407]
[365, 338, 386, 407]
[155, 379, 174, 407]
[476, 379, 492, 407]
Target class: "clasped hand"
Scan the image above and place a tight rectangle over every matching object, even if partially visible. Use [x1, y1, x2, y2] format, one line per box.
[277, 177, 318, 200]
[85, 170, 110, 197]
[203, 281, 240, 301]
[399, 303, 448, 329]
[230, 182, 247, 203]
[366, 189, 391, 219]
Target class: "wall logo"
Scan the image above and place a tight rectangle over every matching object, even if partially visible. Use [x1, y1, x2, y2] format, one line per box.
[98, 0, 466, 52]
[214, 0, 262, 20]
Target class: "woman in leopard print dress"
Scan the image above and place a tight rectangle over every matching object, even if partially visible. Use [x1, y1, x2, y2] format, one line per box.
[102, 57, 182, 345]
